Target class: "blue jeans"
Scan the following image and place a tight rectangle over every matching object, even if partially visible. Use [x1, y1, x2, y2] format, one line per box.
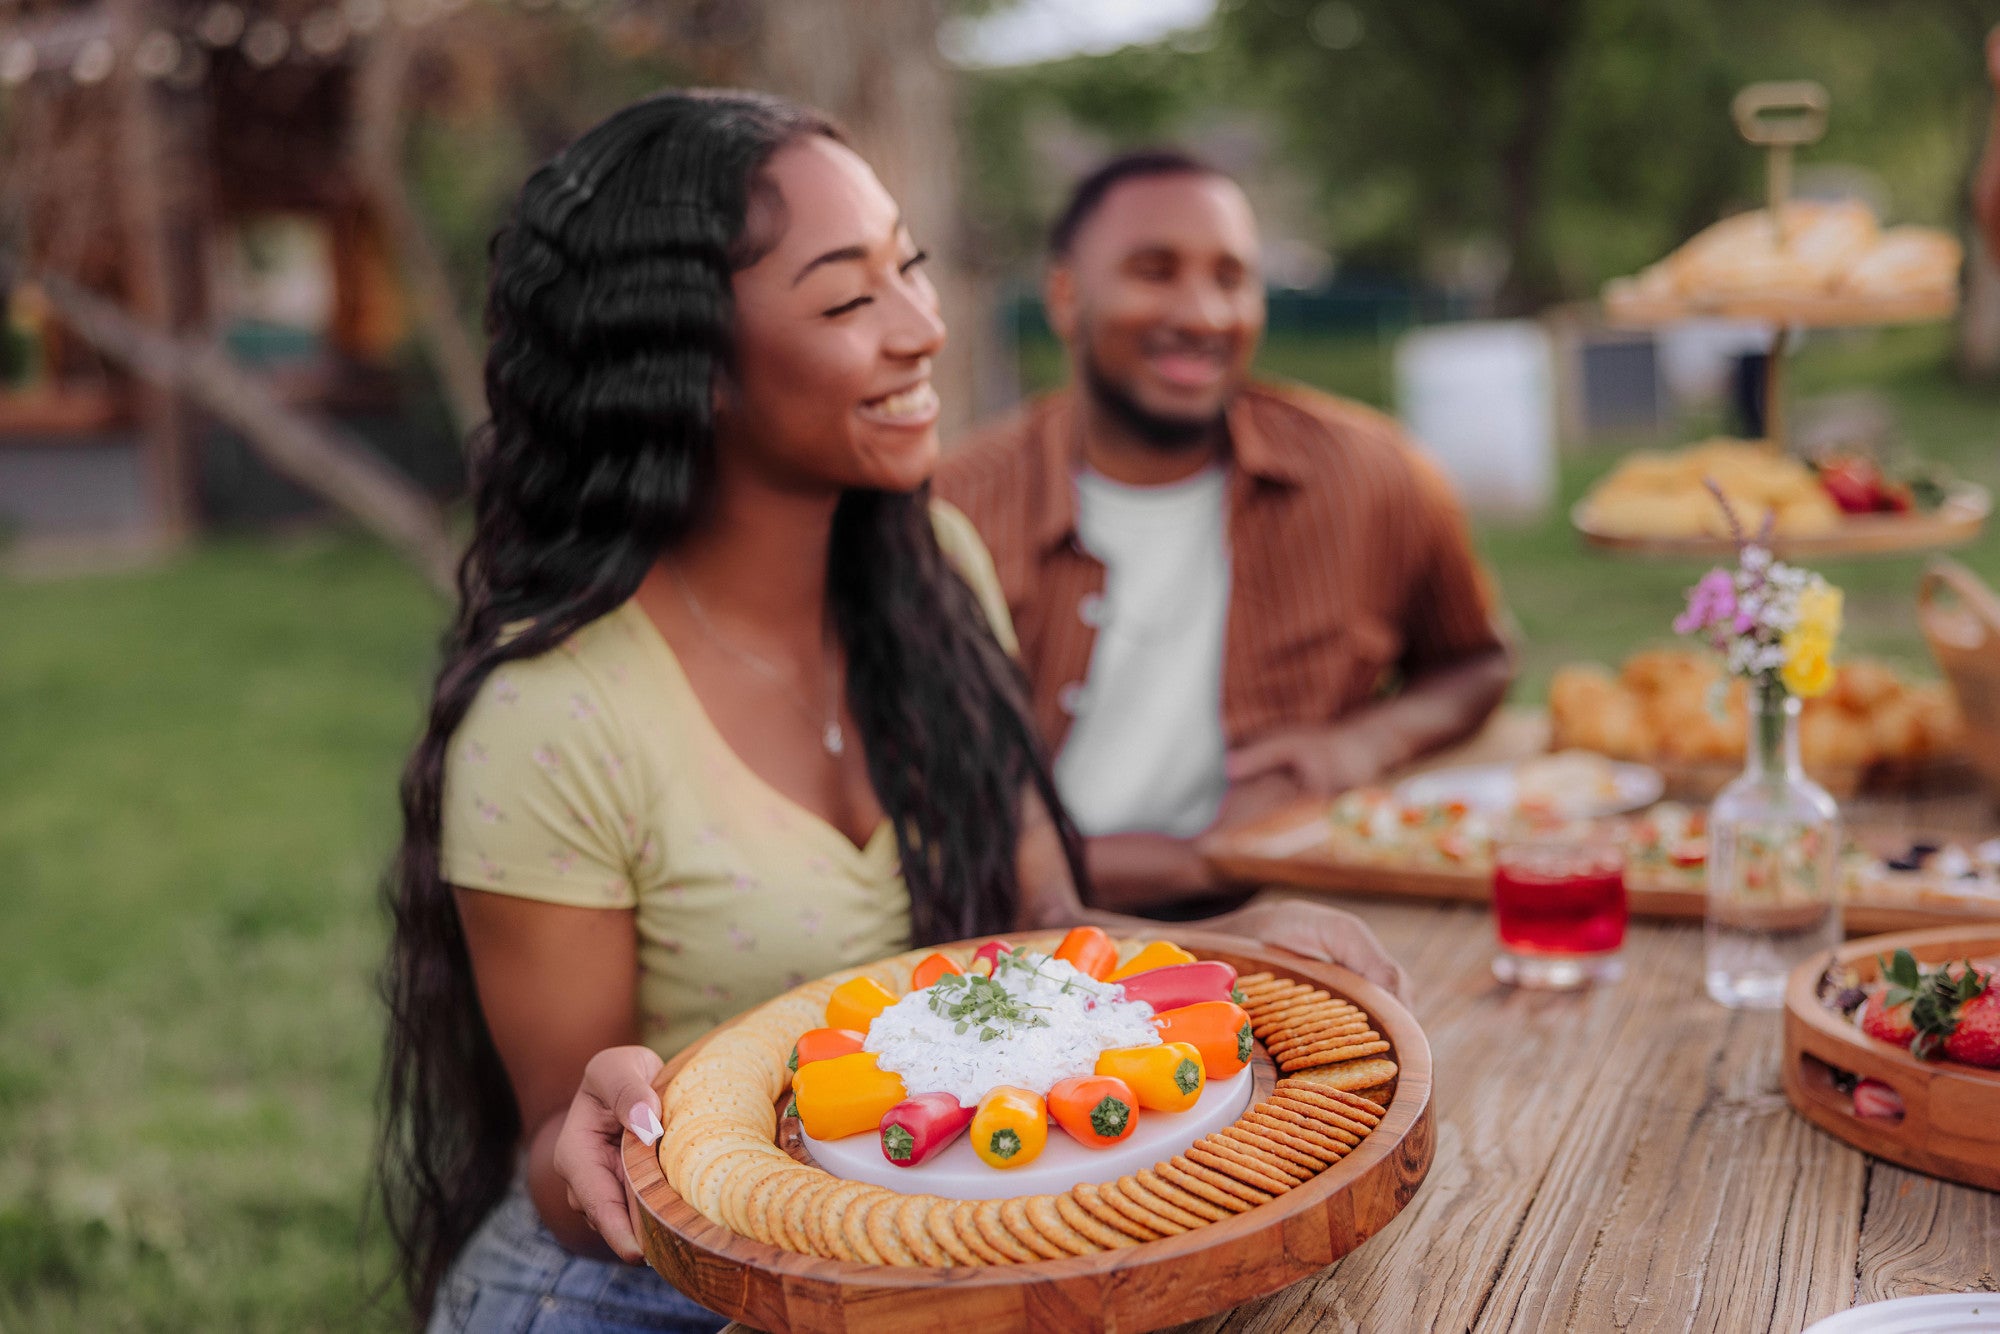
[427, 1181, 727, 1334]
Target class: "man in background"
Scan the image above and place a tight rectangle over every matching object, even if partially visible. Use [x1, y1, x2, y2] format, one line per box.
[939, 151, 1513, 916]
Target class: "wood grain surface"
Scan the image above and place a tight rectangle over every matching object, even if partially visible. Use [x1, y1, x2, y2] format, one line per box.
[635, 932, 1434, 1334]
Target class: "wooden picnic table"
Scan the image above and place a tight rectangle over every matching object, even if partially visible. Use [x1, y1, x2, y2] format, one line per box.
[718, 713, 1999, 1333]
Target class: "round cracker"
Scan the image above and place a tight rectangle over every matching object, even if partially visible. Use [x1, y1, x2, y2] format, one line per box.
[927, 1199, 983, 1266]
[864, 1193, 921, 1267]
[1185, 1142, 1293, 1195]
[973, 1199, 1040, 1263]
[1264, 1017, 1373, 1054]
[1055, 1191, 1137, 1249]
[1099, 1179, 1189, 1236]
[784, 1174, 840, 1257]
[1282, 1060, 1399, 1098]
[742, 1167, 799, 1246]
[1073, 1180, 1161, 1241]
[1026, 1194, 1099, 1256]
[951, 1200, 1011, 1265]
[811, 1181, 872, 1260]
[1272, 1082, 1383, 1128]
[1118, 1174, 1209, 1231]
[1247, 1105, 1359, 1153]
[1159, 1157, 1260, 1211]
[895, 1194, 951, 1267]
[1232, 971, 1278, 989]
[1223, 1124, 1330, 1176]
[999, 1196, 1066, 1260]
[1212, 1128, 1312, 1181]
[1134, 1167, 1228, 1223]
[1279, 1038, 1392, 1072]
[841, 1192, 889, 1266]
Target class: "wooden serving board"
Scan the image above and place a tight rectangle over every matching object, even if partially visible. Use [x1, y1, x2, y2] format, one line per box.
[1200, 798, 2000, 938]
[1601, 287, 1957, 329]
[622, 930, 1434, 1334]
[1571, 482, 1990, 561]
[1782, 926, 2000, 1191]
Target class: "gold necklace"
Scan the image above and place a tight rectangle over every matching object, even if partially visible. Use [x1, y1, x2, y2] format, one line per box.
[668, 564, 845, 756]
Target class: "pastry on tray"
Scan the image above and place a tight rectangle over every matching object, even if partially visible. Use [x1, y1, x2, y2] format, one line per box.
[652, 933, 1398, 1266]
[1576, 439, 1841, 542]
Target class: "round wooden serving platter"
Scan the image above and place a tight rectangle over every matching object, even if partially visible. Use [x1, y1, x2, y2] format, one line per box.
[623, 929, 1434, 1334]
[1571, 481, 1990, 562]
[1782, 925, 2000, 1191]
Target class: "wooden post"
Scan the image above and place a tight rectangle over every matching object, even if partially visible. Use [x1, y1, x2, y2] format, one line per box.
[110, 0, 200, 544]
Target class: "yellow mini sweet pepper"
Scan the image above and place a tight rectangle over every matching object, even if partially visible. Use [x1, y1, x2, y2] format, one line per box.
[790, 1051, 908, 1141]
[1105, 940, 1198, 983]
[825, 976, 899, 1032]
[1096, 1041, 1205, 1112]
[971, 1086, 1048, 1168]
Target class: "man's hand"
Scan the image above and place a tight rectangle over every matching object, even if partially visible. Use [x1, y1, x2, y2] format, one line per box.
[1203, 893, 1407, 998]
[1224, 721, 1391, 798]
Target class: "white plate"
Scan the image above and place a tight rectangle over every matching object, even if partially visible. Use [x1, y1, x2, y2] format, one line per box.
[1802, 1293, 2000, 1333]
[1394, 760, 1663, 819]
[801, 1067, 1255, 1201]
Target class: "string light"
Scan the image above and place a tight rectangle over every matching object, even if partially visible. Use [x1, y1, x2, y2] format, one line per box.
[240, 17, 289, 66]
[298, 10, 347, 57]
[70, 35, 113, 83]
[133, 29, 181, 80]
[0, 37, 32, 86]
[196, 3, 245, 48]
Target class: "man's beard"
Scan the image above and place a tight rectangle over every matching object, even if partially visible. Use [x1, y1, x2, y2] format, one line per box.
[1083, 348, 1226, 453]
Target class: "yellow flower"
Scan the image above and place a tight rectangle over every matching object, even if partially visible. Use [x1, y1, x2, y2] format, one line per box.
[1793, 582, 1844, 647]
[1781, 631, 1834, 697]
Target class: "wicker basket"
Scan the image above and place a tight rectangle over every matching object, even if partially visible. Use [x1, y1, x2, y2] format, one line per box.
[1918, 560, 2000, 810]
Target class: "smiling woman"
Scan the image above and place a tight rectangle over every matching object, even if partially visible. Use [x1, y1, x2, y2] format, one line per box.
[375, 88, 1406, 1334]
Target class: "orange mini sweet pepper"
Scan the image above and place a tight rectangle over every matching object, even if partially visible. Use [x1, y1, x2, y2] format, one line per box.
[971, 1085, 1048, 1168]
[790, 1051, 908, 1141]
[1052, 925, 1118, 981]
[909, 952, 963, 991]
[788, 1027, 866, 1073]
[1105, 940, 1197, 983]
[1096, 1040, 1205, 1112]
[825, 976, 899, 1032]
[1151, 1000, 1254, 1080]
[1047, 1074, 1138, 1148]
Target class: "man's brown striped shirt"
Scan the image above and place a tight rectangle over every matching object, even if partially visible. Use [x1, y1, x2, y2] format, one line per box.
[936, 381, 1507, 756]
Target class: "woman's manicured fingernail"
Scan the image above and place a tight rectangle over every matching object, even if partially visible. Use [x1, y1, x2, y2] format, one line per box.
[628, 1102, 663, 1145]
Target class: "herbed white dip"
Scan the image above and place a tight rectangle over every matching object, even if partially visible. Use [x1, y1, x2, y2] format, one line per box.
[864, 951, 1159, 1105]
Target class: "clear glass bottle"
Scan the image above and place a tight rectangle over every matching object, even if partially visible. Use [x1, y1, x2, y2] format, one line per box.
[1704, 679, 1842, 1008]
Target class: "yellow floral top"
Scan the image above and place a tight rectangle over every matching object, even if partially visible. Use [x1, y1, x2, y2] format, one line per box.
[440, 501, 1016, 1059]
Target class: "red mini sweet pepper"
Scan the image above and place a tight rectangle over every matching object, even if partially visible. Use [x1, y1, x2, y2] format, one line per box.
[1115, 960, 1239, 1013]
[969, 938, 1014, 977]
[878, 1091, 976, 1168]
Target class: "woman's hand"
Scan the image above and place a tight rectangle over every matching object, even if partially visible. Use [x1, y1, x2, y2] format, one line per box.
[1203, 894, 1408, 999]
[550, 1045, 666, 1263]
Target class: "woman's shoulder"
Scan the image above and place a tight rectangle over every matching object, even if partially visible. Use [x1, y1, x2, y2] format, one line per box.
[465, 606, 651, 730]
[928, 497, 1018, 654]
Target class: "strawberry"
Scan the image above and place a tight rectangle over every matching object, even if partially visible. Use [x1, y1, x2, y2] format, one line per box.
[1851, 1078, 1905, 1121]
[1942, 984, 2000, 1068]
[1857, 986, 1916, 1047]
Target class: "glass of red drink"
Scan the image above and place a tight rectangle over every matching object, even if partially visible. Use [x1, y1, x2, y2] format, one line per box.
[1492, 839, 1628, 989]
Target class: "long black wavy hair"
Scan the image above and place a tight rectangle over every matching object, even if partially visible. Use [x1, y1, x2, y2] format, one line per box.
[377, 89, 1085, 1319]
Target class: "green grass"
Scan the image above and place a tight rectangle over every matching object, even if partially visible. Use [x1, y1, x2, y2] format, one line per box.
[4, 320, 1998, 1328]
[0, 539, 442, 1332]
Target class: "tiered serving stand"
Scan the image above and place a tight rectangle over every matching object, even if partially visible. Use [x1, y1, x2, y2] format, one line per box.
[1590, 81, 1988, 561]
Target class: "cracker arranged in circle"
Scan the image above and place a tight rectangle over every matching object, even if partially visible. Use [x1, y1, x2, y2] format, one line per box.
[783, 1174, 840, 1257]
[1161, 1157, 1263, 1210]
[1223, 1124, 1330, 1176]
[812, 1181, 873, 1260]
[1247, 1105, 1359, 1154]
[1026, 1194, 1100, 1256]
[925, 1199, 983, 1267]
[1000, 1196, 1068, 1260]
[864, 1193, 920, 1267]
[1282, 1058, 1400, 1097]
[1073, 1180, 1162, 1241]
[1275, 1082, 1386, 1129]
[1102, 1178, 1191, 1235]
[1187, 1141, 1295, 1195]
[840, 1190, 888, 1265]
[1215, 1128, 1315, 1181]
[974, 1199, 1040, 1263]
[1264, 1016, 1373, 1054]
[1135, 1166, 1229, 1222]
[895, 1195, 952, 1267]
[1055, 1190, 1138, 1249]
[1233, 971, 1278, 990]
[740, 1165, 797, 1246]
[952, 1200, 1012, 1265]
[1279, 1038, 1393, 1073]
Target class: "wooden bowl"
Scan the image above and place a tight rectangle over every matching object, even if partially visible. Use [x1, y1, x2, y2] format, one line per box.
[1782, 925, 2000, 1191]
[622, 929, 1435, 1334]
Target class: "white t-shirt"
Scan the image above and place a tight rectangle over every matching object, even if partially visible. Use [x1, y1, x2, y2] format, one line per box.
[1052, 466, 1230, 838]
